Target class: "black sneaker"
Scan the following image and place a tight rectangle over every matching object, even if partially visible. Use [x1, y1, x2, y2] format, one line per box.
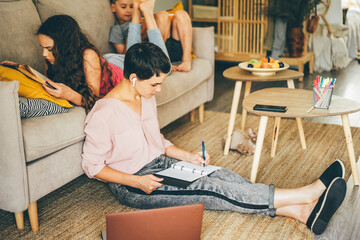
[306, 177, 347, 235]
[319, 159, 345, 187]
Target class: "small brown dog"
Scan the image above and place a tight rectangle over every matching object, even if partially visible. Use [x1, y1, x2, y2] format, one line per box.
[223, 128, 257, 156]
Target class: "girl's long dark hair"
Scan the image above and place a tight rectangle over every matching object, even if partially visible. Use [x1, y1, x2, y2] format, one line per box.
[37, 14, 113, 112]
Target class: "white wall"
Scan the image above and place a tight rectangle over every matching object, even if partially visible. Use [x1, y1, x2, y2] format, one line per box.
[326, 0, 343, 24]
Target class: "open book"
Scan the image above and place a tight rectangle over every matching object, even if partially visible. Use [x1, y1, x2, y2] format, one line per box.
[154, 161, 221, 188]
[1, 62, 56, 89]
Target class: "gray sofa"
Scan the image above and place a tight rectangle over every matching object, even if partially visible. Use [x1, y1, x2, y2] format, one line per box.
[0, 0, 214, 232]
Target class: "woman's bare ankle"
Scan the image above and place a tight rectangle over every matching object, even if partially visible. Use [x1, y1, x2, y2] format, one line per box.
[300, 200, 317, 224]
[299, 180, 326, 204]
[309, 180, 326, 202]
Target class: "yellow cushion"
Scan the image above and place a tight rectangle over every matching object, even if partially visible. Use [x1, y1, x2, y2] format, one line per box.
[0, 66, 73, 108]
[166, 1, 184, 13]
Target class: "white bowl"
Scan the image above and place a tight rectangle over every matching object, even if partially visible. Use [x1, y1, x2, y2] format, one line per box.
[238, 62, 289, 76]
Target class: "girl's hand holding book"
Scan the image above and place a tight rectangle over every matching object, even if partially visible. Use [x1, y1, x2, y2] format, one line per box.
[43, 79, 78, 102]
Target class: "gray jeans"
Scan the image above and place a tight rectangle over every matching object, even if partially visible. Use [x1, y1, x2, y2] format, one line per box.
[103, 23, 169, 70]
[108, 155, 276, 217]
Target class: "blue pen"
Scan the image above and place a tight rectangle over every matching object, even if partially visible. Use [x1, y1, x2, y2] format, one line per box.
[202, 141, 205, 167]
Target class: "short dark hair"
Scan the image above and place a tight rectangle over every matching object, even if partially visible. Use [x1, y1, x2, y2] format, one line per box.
[123, 42, 171, 80]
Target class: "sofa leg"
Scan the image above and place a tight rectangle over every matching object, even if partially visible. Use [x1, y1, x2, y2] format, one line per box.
[28, 201, 39, 232]
[190, 109, 196, 122]
[199, 104, 204, 123]
[14, 212, 24, 229]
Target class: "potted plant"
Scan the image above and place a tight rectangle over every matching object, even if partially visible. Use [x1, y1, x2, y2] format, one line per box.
[267, 0, 322, 57]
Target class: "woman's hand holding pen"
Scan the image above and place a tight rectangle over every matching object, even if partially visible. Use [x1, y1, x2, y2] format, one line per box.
[187, 151, 210, 167]
[164, 145, 210, 167]
[137, 174, 163, 194]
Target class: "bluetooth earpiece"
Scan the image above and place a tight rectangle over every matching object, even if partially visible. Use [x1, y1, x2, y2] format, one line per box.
[132, 77, 137, 87]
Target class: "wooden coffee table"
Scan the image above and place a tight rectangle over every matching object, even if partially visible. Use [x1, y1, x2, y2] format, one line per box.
[243, 88, 360, 185]
[223, 67, 304, 155]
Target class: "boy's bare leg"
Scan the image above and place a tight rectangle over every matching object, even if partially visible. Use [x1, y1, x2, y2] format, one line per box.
[171, 10, 192, 72]
[155, 11, 171, 42]
[141, 1, 176, 70]
[139, 0, 157, 30]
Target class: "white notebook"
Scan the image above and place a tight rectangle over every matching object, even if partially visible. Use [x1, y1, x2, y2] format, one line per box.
[154, 161, 221, 188]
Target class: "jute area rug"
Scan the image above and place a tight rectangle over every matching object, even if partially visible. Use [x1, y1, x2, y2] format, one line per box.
[0, 110, 358, 240]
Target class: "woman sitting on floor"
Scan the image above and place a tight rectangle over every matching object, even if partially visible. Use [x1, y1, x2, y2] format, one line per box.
[81, 42, 347, 235]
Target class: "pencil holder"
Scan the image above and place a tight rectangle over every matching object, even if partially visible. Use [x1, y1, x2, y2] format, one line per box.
[312, 86, 334, 109]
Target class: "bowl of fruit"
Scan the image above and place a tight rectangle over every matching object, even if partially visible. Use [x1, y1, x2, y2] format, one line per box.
[238, 57, 289, 76]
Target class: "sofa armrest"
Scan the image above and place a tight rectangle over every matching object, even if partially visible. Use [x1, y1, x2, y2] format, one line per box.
[0, 81, 29, 213]
[192, 27, 215, 63]
[192, 27, 215, 102]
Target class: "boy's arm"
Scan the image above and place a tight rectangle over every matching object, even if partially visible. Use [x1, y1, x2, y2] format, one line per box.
[113, 42, 127, 54]
[109, 24, 128, 54]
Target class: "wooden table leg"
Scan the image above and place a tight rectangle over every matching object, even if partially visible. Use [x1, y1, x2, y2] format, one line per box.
[309, 54, 314, 74]
[224, 81, 243, 155]
[287, 79, 295, 89]
[287, 79, 307, 149]
[296, 118, 307, 149]
[250, 116, 268, 182]
[341, 114, 360, 186]
[298, 64, 304, 82]
[271, 117, 281, 158]
[241, 81, 252, 131]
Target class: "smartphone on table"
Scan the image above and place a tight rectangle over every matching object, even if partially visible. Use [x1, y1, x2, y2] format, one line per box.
[253, 104, 288, 113]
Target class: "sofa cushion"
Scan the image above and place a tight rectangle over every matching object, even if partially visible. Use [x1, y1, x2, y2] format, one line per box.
[35, 0, 115, 55]
[155, 58, 212, 106]
[0, 0, 44, 73]
[19, 97, 69, 118]
[22, 107, 86, 162]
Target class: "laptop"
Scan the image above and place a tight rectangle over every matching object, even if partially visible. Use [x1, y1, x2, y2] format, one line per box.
[101, 204, 204, 240]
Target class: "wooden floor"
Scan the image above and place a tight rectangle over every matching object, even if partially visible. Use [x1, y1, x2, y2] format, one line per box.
[207, 60, 360, 239]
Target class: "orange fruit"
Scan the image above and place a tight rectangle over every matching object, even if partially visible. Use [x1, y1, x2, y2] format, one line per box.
[261, 63, 272, 68]
[261, 57, 268, 63]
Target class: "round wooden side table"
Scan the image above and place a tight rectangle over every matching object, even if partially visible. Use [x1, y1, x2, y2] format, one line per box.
[223, 66, 304, 156]
[243, 87, 360, 185]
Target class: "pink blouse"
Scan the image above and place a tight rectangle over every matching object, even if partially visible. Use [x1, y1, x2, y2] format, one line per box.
[82, 96, 173, 179]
